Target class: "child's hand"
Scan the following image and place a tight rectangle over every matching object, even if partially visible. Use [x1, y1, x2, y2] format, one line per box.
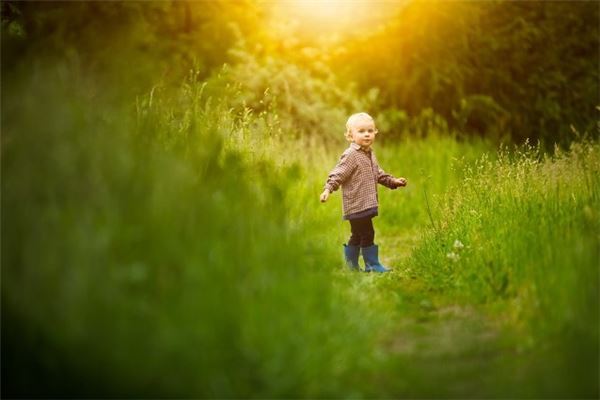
[320, 189, 330, 202]
[394, 177, 407, 188]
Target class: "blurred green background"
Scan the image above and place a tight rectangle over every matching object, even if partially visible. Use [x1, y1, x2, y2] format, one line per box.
[2, 1, 599, 398]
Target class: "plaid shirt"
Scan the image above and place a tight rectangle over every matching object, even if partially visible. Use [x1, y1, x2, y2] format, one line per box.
[324, 143, 399, 218]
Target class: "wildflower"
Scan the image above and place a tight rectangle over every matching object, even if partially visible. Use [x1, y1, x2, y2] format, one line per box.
[446, 252, 460, 262]
[453, 240, 464, 250]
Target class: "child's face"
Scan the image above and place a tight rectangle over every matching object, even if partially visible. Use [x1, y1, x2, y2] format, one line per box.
[349, 117, 378, 148]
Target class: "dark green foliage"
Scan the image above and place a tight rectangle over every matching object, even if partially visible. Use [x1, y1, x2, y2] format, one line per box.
[4, 1, 598, 144]
[333, 1, 600, 144]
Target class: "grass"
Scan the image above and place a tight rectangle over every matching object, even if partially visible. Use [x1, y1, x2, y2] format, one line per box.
[409, 139, 600, 397]
[2, 59, 598, 398]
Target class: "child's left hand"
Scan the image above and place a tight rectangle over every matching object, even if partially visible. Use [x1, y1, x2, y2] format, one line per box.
[394, 177, 407, 187]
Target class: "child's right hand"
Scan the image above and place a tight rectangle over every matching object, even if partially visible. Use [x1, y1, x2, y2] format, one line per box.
[320, 189, 330, 203]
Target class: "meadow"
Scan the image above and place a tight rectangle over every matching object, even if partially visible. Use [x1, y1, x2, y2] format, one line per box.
[2, 2, 599, 398]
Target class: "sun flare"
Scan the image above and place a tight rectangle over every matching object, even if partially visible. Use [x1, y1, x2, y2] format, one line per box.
[290, 0, 355, 19]
[269, 0, 405, 40]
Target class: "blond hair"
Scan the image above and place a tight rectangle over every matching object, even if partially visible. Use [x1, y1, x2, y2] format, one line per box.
[345, 112, 377, 141]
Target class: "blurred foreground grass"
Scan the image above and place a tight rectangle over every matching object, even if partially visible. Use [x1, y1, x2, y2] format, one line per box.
[2, 57, 598, 398]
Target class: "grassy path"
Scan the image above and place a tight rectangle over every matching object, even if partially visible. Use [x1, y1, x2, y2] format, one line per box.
[344, 230, 518, 397]
[323, 139, 599, 396]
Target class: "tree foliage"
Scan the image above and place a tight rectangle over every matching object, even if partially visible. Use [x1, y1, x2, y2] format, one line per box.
[2, 0, 598, 144]
[333, 1, 599, 143]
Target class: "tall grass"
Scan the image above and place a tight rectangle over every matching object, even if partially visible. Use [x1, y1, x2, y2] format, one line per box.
[2, 62, 380, 397]
[410, 139, 600, 397]
[3, 54, 598, 398]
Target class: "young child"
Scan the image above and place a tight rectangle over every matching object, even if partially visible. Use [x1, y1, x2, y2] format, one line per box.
[320, 112, 407, 273]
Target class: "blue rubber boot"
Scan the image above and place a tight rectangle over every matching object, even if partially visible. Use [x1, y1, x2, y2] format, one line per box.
[362, 244, 390, 273]
[344, 244, 361, 271]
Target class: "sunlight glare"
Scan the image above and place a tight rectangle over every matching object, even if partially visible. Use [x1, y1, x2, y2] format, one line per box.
[291, 0, 353, 20]
[268, 0, 404, 41]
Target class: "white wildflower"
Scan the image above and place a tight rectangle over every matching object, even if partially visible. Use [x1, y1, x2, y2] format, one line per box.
[446, 252, 460, 262]
[453, 240, 465, 250]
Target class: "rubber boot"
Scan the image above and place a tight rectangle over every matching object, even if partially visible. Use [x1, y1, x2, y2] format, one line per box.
[362, 244, 390, 273]
[344, 244, 361, 271]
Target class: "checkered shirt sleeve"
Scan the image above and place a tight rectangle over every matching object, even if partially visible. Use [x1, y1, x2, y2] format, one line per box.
[324, 150, 356, 193]
[373, 152, 399, 189]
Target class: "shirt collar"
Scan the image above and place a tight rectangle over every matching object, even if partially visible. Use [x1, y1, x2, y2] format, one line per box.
[350, 142, 372, 153]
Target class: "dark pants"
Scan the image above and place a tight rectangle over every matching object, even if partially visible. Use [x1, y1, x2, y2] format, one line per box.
[348, 216, 375, 248]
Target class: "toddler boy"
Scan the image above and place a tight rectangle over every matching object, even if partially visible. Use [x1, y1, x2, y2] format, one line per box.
[320, 112, 406, 272]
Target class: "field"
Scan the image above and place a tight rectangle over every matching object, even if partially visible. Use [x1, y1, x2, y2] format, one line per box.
[2, 2, 599, 398]
[3, 63, 598, 398]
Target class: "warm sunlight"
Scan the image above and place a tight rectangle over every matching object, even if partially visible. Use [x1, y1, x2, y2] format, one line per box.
[268, 0, 406, 40]
[289, 0, 360, 20]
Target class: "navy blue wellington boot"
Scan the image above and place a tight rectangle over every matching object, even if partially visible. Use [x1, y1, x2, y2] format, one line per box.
[344, 244, 361, 271]
[362, 244, 390, 273]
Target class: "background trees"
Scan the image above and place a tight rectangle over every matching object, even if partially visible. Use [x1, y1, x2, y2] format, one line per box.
[334, 1, 599, 143]
[3, 0, 597, 145]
